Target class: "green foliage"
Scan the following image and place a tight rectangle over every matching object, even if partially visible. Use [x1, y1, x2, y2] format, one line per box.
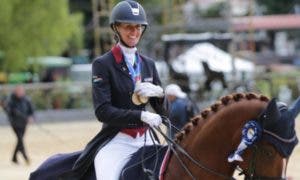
[25, 84, 92, 110]
[0, 0, 83, 72]
[28, 90, 50, 110]
[110, 0, 163, 6]
[137, 0, 162, 6]
[255, 71, 300, 99]
[256, 0, 296, 14]
[201, 2, 228, 18]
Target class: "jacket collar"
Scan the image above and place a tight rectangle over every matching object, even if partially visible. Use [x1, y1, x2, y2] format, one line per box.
[111, 44, 143, 64]
[111, 45, 123, 64]
[111, 44, 145, 84]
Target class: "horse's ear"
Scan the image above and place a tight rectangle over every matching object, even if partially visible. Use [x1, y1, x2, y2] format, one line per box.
[258, 98, 280, 126]
[288, 97, 300, 119]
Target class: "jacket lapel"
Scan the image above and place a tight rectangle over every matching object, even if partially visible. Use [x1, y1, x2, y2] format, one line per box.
[139, 55, 146, 82]
[111, 45, 132, 80]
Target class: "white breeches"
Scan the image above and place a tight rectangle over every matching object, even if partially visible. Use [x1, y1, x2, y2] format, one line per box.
[94, 130, 158, 180]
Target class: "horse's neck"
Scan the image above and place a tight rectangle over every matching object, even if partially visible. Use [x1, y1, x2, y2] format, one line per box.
[165, 100, 266, 179]
[185, 116, 243, 175]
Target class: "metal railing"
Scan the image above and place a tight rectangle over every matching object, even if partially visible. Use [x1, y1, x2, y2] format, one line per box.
[0, 82, 92, 110]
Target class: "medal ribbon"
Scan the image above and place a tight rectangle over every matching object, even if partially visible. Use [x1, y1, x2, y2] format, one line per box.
[124, 54, 141, 86]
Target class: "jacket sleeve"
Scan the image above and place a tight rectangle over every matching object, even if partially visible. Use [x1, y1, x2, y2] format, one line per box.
[4, 97, 14, 117]
[92, 60, 143, 128]
[149, 61, 169, 117]
[26, 98, 34, 117]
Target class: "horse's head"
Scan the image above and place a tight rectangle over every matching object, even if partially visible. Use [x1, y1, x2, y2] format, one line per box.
[231, 97, 300, 179]
[165, 93, 299, 180]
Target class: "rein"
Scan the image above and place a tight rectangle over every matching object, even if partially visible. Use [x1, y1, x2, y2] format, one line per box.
[154, 125, 235, 179]
[119, 129, 165, 180]
[157, 116, 286, 180]
[155, 116, 236, 180]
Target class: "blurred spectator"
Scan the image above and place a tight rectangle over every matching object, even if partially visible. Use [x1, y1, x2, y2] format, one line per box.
[1, 85, 34, 165]
[165, 84, 199, 138]
[278, 85, 292, 105]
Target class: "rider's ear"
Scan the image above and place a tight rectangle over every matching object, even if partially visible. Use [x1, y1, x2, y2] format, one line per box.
[258, 98, 280, 127]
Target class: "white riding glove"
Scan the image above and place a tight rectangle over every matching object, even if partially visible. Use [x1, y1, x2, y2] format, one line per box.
[135, 82, 164, 98]
[141, 111, 162, 127]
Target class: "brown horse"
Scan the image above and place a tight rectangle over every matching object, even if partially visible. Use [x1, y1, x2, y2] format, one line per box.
[30, 93, 299, 180]
[163, 93, 298, 180]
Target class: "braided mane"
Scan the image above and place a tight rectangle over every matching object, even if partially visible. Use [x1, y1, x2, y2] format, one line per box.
[174, 92, 269, 143]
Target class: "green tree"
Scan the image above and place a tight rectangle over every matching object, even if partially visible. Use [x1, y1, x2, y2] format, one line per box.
[0, 0, 83, 72]
[201, 2, 228, 18]
[256, 0, 296, 15]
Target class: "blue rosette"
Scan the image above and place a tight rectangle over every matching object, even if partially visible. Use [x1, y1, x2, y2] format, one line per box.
[228, 120, 262, 162]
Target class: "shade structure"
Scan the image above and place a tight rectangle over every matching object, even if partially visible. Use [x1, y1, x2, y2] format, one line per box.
[172, 43, 254, 75]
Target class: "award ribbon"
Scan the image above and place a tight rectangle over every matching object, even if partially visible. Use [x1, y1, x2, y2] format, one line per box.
[124, 54, 141, 85]
[124, 54, 148, 105]
[228, 120, 262, 162]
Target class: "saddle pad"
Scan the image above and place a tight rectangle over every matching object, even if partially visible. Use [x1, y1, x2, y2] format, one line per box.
[29, 151, 82, 180]
[120, 145, 169, 180]
[29, 151, 96, 180]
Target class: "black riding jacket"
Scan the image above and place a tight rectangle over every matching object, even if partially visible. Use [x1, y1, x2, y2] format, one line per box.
[61, 45, 169, 179]
[4, 94, 34, 128]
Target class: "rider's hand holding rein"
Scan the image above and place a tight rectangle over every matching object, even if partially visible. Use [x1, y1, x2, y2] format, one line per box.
[141, 111, 162, 127]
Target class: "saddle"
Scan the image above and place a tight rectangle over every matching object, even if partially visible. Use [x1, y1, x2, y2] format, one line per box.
[120, 145, 169, 180]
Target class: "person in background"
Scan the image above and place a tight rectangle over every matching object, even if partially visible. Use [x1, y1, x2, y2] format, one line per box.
[1, 85, 34, 165]
[165, 84, 199, 138]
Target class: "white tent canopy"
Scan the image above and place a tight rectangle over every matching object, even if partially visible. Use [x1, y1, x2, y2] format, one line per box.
[172, 43, 254, 74]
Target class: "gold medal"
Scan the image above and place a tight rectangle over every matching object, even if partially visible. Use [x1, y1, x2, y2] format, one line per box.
[139, 96, 149, 104]
[132, 92, 142, 105]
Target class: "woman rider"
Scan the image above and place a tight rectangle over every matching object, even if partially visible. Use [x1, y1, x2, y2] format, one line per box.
[90, 1, 168, 179]
[29, 1, 168, 179]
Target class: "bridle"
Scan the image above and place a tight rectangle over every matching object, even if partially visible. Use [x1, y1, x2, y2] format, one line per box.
[238, 144, 287, 180]
[154, 116, 287, 180]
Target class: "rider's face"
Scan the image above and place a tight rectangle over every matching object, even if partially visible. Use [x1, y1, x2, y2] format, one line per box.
[117, 23, 144, 47]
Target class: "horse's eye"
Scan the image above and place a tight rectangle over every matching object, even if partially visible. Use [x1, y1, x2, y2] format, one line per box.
[265, 150, 273, 157]
[261, 146, 274, 158]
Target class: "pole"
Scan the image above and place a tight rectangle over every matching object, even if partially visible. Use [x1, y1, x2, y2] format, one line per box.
[92, 0, 101, 57]
[228, 0, 237, 82]
[32, 122, 66, 144]
[249, 0, 256, 62]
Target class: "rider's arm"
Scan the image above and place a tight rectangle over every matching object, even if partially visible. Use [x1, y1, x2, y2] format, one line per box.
[92, 57, 144, 128]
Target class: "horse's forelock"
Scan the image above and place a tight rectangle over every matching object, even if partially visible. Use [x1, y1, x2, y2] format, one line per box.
[174, 93, 269, 143]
